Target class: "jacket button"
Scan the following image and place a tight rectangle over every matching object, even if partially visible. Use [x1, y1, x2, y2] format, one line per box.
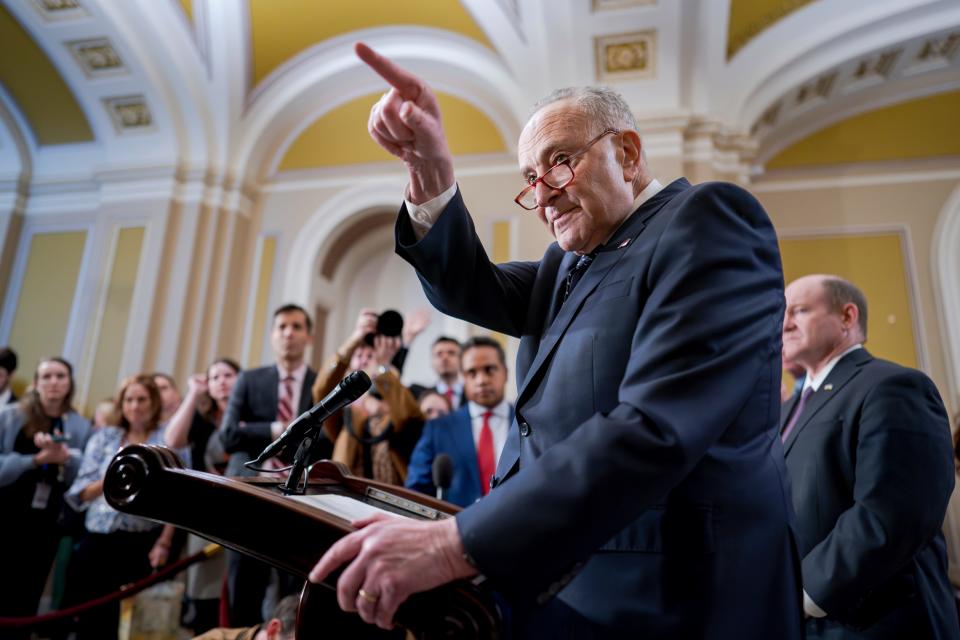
[519, 421, 531, 437]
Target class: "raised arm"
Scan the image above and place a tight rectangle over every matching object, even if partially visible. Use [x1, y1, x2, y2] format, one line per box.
[356, 42, 455, 204]
[164, 374, 205, 449]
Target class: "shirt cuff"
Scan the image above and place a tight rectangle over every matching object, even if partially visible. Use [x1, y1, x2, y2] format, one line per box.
[803, 590, 827, 618]
[404, 182, 457, 241]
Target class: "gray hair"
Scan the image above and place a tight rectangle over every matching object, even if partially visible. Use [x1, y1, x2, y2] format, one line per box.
[529, 87, 639, 135]
[822, 277, 869, 340]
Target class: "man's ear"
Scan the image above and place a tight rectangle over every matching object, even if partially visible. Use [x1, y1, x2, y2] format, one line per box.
[619, 130, 643, 181]
[264, 617, 283, 640]
[841, 302, 860, 335]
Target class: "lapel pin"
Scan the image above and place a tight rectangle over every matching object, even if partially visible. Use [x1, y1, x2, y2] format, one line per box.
[617, 238, 631, 249]
[824, 384, 833, 391]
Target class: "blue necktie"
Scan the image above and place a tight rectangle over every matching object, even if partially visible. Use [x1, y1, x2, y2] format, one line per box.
[563, 252, 596, 302]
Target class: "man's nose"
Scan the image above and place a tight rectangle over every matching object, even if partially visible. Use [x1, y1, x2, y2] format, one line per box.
[534, 180, 561, 208]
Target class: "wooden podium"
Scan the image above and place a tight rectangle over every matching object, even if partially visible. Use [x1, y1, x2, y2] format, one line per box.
[103, 444, 502, 639]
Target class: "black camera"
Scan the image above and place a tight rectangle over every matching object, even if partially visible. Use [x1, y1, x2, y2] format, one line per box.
[363, 309, 404, 346]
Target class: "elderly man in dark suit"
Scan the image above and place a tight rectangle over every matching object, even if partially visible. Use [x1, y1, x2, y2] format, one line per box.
[220, 303, 322, 627]
[310, 43, 803, 638]
[781, 274, 957, 639]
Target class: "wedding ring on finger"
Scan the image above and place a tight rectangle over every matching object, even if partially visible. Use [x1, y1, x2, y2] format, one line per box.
[358, 588, 379, 604]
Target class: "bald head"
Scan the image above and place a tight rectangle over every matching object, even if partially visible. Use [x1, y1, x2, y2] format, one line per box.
[783, 274, 867, 376]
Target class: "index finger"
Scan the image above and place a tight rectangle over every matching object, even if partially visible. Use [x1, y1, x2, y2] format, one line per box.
[355, 42, 422, 101]
[309, 530, 365, 584]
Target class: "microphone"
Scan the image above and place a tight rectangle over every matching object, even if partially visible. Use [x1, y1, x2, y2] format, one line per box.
[432, 453, 454, 502]
[248, 370, 371, 467]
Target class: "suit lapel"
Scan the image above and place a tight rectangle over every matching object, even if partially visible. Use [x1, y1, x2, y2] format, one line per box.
[514, 187, 677, 405]
[783, 349, 871, 454]
[264, 367, 280, 418]
[298, 369, 317, 413]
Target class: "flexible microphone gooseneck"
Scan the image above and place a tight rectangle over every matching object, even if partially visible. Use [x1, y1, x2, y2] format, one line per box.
[247, 370, 371, 469]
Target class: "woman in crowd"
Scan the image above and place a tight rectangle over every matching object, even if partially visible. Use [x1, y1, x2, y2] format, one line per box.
[418, 389, 452, 421]
[62, 374, 187, 640]
[163, 357, 240, 634]
[0, 357, 90, 634]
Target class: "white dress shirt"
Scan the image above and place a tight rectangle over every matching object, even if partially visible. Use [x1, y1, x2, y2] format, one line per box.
[435, 381, 464, 409]
[467, 400, 511, 467]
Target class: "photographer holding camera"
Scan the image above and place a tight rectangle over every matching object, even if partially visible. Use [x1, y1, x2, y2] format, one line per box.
[311, 309, 427, 484]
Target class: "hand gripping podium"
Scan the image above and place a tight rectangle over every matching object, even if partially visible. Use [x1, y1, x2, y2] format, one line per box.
[103, 444, 502, 639]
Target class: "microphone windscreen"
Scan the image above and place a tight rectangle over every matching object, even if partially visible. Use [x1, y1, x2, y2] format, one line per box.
[340, 370, 372, 402]
[432, 453, 454, 489]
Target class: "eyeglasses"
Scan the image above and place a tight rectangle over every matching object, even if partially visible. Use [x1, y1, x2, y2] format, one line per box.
[514, 128, 619, 211]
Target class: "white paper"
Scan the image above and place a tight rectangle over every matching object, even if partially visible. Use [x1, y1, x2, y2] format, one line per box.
[287, 493, 403, 523]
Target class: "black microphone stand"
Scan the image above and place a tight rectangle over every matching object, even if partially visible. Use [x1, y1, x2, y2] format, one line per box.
[279, 427, 321, 495]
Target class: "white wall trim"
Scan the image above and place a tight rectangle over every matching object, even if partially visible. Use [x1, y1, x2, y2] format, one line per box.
[752, 166, 960, 192]
[932, 184, 960, 409]
[281, 177, 408, 306]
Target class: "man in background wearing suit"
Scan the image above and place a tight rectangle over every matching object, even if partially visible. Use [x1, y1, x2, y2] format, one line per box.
[310, 44, 802, 638]
[406, 336, 512, 507]
[220, 303, 321, 627]
[781, 274, 956, 639]
[410, 336, 466, 409]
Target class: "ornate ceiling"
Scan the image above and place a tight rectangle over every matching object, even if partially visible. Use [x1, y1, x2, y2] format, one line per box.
[0, 0, 957, 188]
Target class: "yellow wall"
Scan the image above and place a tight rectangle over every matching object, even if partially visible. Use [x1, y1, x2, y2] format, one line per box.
[768, 91, 960, 169]
[727, 0, 815, 59]
[780, 233, 918, 368]
[246, 236, 277, 368]
[0, 5, 93, 145]
[86, 227, 145, 413]
[249, 0, 493, 88]
[277, 92, 507, 171]
[7, 231, 87, 393]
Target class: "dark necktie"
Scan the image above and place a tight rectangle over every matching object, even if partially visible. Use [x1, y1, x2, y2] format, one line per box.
[563, 252, 597, 302]
[781, 387, 814, 442]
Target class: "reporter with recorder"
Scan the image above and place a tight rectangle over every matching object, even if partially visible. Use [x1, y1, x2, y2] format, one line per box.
[0, 357, 91, 635]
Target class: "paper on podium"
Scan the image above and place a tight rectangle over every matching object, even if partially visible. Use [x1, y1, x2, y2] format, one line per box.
[287, 493, 407, 523]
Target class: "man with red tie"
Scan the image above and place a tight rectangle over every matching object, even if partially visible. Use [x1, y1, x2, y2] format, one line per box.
[405, 337, 512, 506]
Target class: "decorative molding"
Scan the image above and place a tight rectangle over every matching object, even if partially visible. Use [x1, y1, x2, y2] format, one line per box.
[30, 0, 87, 21]
[102, 95, 153, 132]
[932, 184, 960, 409]
[66, 38, 127, 78]
[750, 163, 960, 192]
[595, 30, 656, 82]
[591, 0, 655, 11]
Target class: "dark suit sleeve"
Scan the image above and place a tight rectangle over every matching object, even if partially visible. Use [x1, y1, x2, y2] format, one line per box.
[405, 421, 437, 497]
[396, 189, 540, 338]
[219, 371, 275, 455]
[453, 183, 787, 602]
[802, 370, 954, 614]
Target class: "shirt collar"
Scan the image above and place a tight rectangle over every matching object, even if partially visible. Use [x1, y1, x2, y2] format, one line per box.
[804, 344, 862, 392]
[468, 400, 509, 420]
[597, 178, 664, 250]
[277, 362, 307, 383]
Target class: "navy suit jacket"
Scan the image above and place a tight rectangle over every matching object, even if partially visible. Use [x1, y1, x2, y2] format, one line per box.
[783, 349, 957, 639]
[396, 179, 803, 637]
[219, 364, 322, 476]
[406, 404, 514, 507]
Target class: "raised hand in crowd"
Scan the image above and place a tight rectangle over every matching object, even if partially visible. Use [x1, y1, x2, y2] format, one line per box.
[401, 308, 431, 346]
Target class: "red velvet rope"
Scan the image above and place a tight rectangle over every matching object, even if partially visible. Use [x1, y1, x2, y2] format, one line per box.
[0, 544, 222, 629]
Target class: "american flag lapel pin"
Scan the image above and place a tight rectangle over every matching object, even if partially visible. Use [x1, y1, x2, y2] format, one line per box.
[824, 384, 833, 391]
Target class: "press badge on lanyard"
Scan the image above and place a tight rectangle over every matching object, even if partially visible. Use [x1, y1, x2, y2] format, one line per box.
[32, 481, 52, 510]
